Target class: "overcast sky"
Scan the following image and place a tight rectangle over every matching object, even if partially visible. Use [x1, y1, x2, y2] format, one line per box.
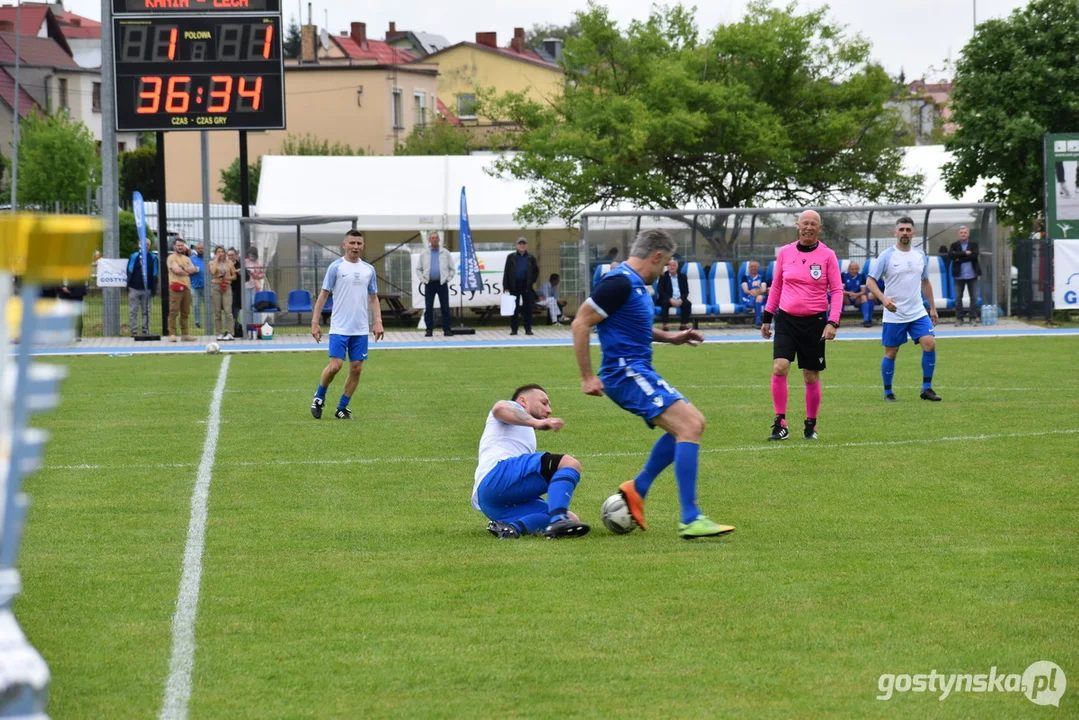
[68, 0, 1031, 80]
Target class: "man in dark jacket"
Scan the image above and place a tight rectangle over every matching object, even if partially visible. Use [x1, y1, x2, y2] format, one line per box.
[948, 226, 982, 325]
[657, 258, 692, 330]
[502, 237, 539, 336]
[126, 247, 159, 336]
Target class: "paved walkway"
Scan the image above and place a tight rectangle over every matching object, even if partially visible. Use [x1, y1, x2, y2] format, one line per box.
[24, 317, 1079, 356]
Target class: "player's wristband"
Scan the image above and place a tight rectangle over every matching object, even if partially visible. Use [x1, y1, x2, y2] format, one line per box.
[761, 311, 774, 324]
[827, 320, 840, 329]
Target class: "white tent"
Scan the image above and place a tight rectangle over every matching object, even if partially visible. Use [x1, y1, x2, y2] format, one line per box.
[254, 154, 571, 232]
[254, 147, 989, 230]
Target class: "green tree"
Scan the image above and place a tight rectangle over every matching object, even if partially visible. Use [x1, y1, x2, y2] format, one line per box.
[395, 119, 472, 155]
[118, 209, 156, 258]
[218, 133, 363, 204]
[524, 19, 582, 53]
[489, 2, 921, 254]
[943, 0, 1079, 234]
[119, 145, 158, 201]
[16, 109, 100, 206]
[283, 16, 302, 59]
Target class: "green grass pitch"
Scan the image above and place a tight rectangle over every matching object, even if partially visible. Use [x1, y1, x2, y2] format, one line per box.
[18, 337, 1079, 718]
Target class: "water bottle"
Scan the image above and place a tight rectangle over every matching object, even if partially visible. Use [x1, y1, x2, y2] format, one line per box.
[980, 303, 997, 326]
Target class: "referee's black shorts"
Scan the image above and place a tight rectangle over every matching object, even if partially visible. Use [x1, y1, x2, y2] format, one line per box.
[773, 309, 827, 371]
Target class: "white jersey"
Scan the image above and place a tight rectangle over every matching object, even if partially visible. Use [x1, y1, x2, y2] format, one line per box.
[869, 246, 929, 324]
[472, 402, 536, 510]
[322, 257, 378, 336]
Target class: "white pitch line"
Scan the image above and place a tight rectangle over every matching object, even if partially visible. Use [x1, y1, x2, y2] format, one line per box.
[46, 427, 1079, 473]
[159, 355, 231, 720]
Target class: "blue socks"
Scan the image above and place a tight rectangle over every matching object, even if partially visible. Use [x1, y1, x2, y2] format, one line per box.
[881, 356, 895, 396]
[862, 300, 873, 323]
[337, 394, 350, 411]
[752, 302, 762, 325]
[674, 442, 702, 525]
[315, 384, 327, 401]
[634, 433, 676, 498]
[922, 350, 936, 390]
[546, 467, 581, 521]
[515, 514, 549, 535]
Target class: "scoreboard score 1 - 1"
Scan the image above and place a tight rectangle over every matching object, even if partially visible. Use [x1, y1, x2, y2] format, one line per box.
[112, 1, 285, 131]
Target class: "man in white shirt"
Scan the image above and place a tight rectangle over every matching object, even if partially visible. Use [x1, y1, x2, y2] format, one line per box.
[867, 217, 941, 403]
[415, 231, 456, 337]
[309, 230, 385, 419]
[473, 384, 589, 539]
[537, 273, 568, 325]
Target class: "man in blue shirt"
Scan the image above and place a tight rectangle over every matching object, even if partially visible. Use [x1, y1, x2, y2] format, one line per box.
[572, 229, 735, 539]
[501, 238, 539, 336]
[190, 242, 205, 330]
[740, 260, 768, 328]
[126, 246, 158, 336]
[948, 226, 982, 325]
[841, 260, 874, 327]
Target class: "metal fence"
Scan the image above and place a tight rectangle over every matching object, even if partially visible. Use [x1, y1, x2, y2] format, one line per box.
[1012, 239, 1053, 321]
[580, 203, 1005, 309]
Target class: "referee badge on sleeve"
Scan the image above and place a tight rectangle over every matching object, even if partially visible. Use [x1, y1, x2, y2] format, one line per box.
[810, 264, 822, 279]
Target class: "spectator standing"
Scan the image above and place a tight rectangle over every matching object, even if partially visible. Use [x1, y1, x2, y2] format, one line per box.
[190, 242, 206, 331]
[166, 238, 198, 342]
[948, 226, 982, 325]
[126, 244, 159, 336]
[415, 231, 455, 337]
[501, 238, 539, 336]
[209, 246, 237, 341]
[227, 248, 243, 337]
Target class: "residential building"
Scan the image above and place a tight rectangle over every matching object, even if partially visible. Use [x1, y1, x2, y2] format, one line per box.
[421, 28, 563, 125]
[0, 30, 137, 156]
[163, 24, 438, 202]
[891, 80, 956, 146]
[382, 21, 450, 58]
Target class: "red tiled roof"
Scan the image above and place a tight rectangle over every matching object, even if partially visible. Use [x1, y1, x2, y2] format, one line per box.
[0, 32, 80, 68]
[60, 24, 100, 39]
[0, 5, 49, 36]
[56, 10, 99, 28]
[0, 66, 41, 116]
[435, 98, 461, 126]
[333, 35, 415, 63]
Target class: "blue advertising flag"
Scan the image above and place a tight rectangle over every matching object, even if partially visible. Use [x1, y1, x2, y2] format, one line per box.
[459, 187, 483, 292]
[133, 191, 148, 289]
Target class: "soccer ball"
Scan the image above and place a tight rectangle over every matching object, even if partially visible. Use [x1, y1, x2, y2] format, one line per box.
[601, 493, 637, 534]
[205, 342, 221, 354]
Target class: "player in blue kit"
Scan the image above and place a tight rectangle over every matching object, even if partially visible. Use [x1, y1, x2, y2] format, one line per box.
[866, 217, 941, 402]
[472, 384, 588, 540]
[740, 260, 768, 328]
[309, 230, 385, 419]
[841, 261, 874, 328]
[571, 229, 735, 539]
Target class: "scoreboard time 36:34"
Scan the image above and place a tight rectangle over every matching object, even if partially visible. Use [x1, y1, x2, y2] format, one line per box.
[113, 12, 285, 131]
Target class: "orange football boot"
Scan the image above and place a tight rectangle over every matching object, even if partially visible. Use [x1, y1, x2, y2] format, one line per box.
[618, 480, 647, 531]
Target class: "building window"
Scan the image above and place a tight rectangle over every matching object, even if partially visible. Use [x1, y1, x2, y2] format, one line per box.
[59, 78, 68, 110]
[118, 142, 126, 152]
[92, 82, 101, 113]
[391, 88, 403, 129]
[413, 91, 426, 129]
[457, 93, 477, 120]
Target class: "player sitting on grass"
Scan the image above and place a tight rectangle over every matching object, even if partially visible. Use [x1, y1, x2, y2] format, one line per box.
[472, 384, 589, 540]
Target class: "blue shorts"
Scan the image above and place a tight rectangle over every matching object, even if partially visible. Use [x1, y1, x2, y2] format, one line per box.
[329, 334, 369, 362]
[600, 361, 687, 428]
[476, 453, 549, 523]
[882, 316, 935, 347]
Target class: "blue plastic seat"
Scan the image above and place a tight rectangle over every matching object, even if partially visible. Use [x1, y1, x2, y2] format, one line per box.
[287, 289, 313, 313]
[252, 290, 280, 312]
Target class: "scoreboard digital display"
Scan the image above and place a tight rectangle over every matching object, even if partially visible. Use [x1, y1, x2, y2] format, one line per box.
[113, 0, 280, 15]
[113, 14, 285, 131]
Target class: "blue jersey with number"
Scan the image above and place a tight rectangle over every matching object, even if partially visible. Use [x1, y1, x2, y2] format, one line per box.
[586, 265, 656, 372]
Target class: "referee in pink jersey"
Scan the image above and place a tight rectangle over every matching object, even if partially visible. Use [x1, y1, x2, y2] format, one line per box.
[760, 210, 843, 441]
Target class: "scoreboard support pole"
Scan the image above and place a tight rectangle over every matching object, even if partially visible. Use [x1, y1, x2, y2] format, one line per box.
[156, 131, 171, 336]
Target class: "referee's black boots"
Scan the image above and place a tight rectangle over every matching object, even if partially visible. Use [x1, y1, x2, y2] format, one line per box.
[767, 417, 790, 441]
